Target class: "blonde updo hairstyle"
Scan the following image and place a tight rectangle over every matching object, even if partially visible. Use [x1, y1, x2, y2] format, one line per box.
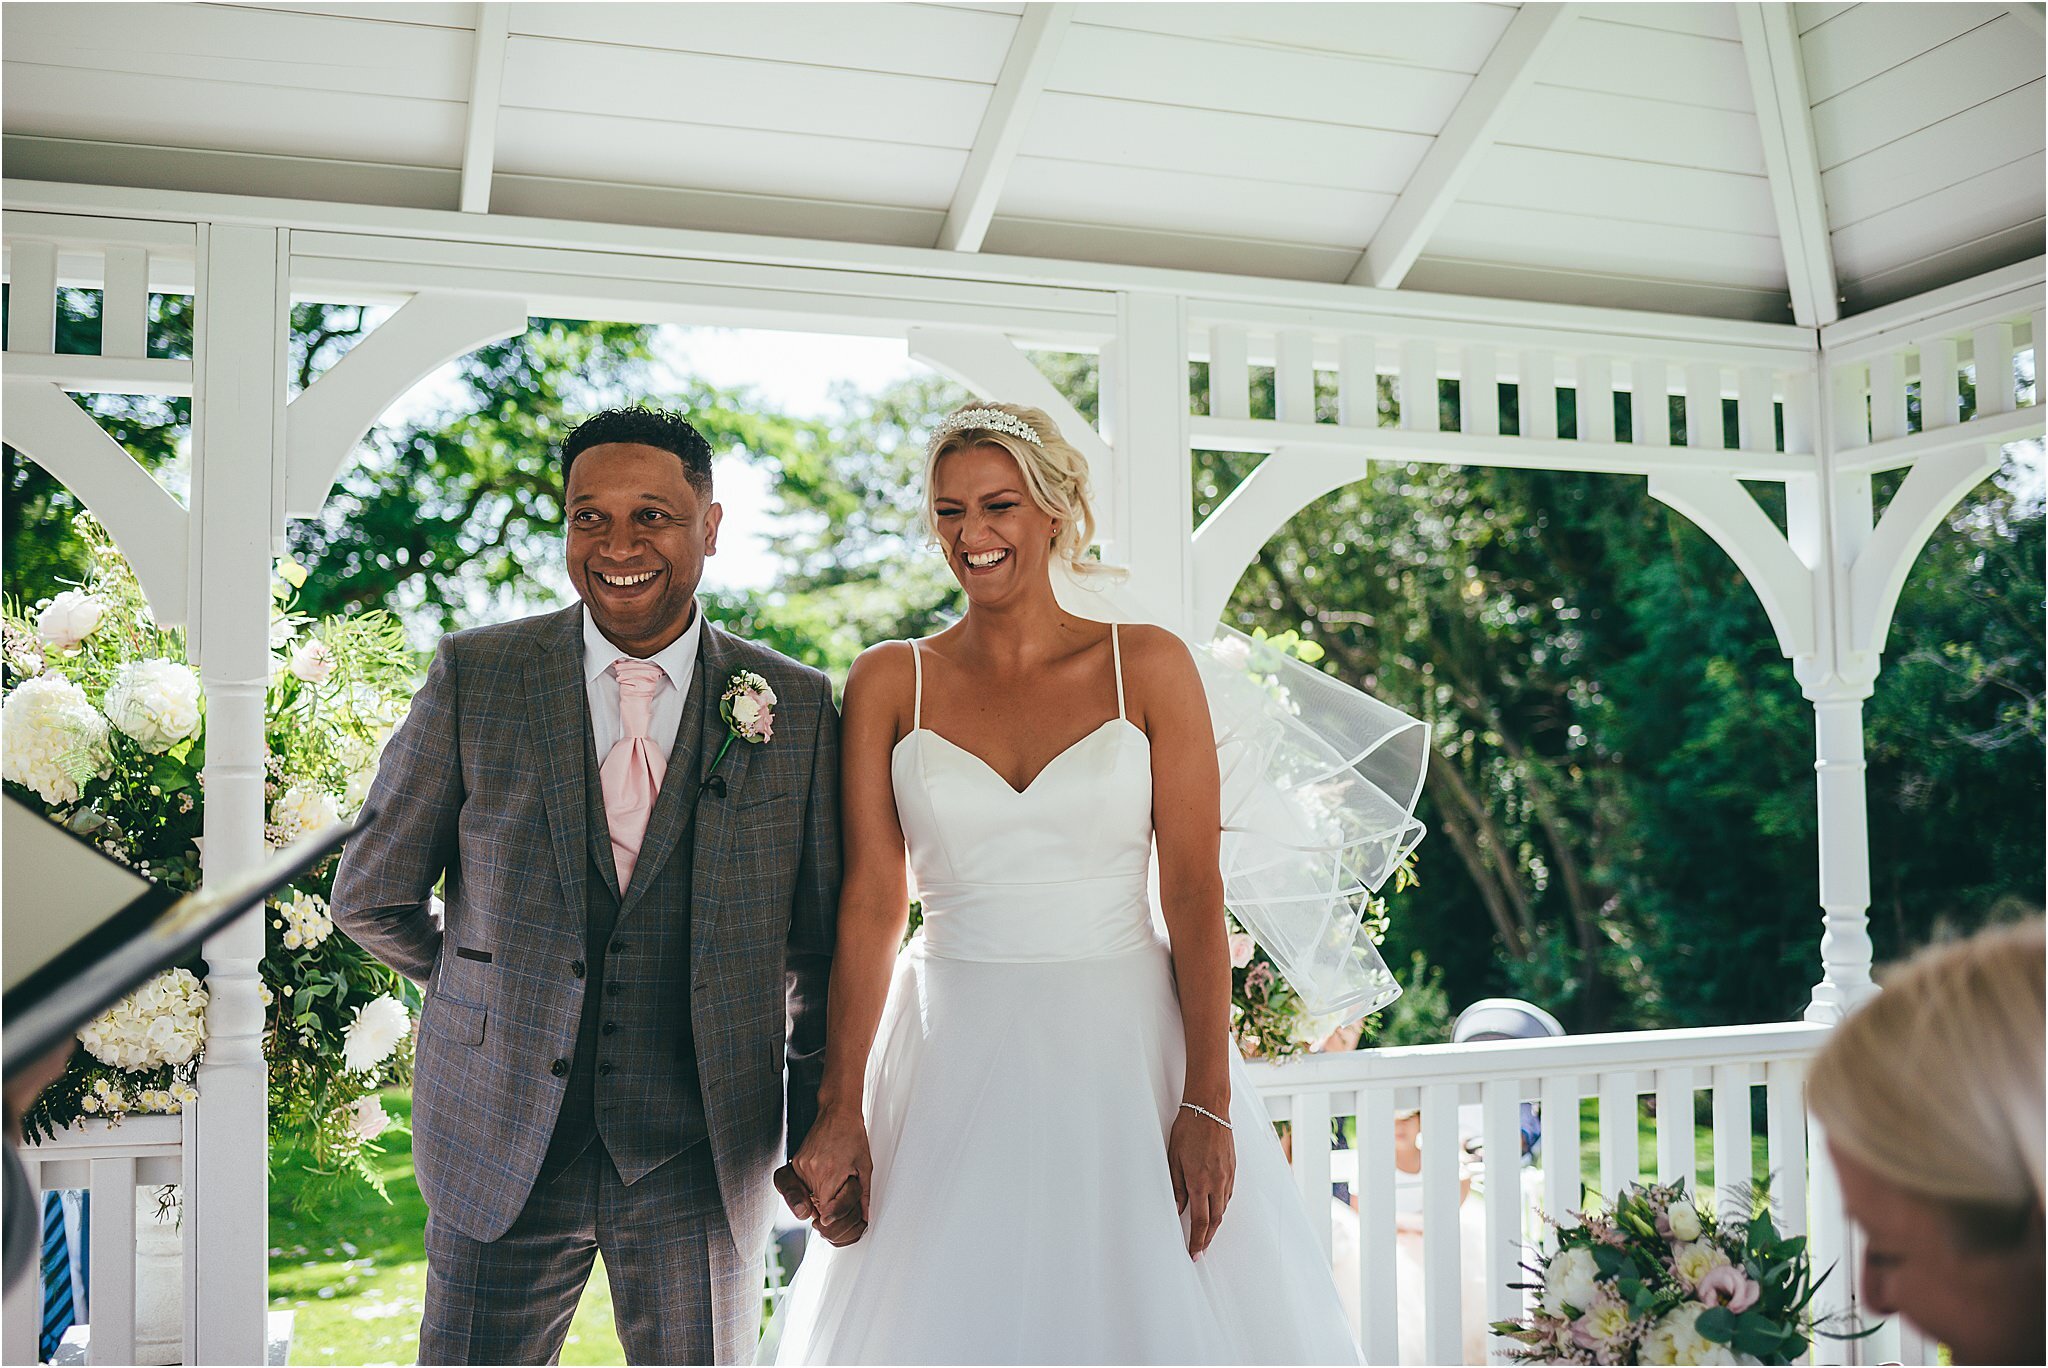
[1807, 919, 2046, 1250]
[921, 402, 1112, 579]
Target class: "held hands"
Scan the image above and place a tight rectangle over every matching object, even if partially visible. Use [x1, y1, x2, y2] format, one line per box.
[1169, 1101, 1236, 1260]
[780, 1102, 873, 1246]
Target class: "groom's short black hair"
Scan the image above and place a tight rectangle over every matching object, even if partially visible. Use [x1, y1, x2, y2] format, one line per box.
[561, 408, 714, 495]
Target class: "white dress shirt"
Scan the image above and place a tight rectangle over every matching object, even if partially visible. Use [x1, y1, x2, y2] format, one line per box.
[582, 602, 703, 765]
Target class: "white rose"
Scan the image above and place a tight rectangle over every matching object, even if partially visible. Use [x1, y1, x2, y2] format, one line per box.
[342, 994, 411, 1074]
[104, 658, 203, 752]
[37, 591, 107, 651]
[1666, 1202, 1702, 1242]
[289, 638, 337, 685]
[1669, 1238, 1732, 1290]
[731, 695, 761, 730]
[1541, 1245, 1602, 1317]
[271, 784, 341, 844]
[1639, 1303, 1737, 1366]
[2, 672, 112, 805]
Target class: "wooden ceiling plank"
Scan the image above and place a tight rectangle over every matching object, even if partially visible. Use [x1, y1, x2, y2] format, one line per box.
[939, 3, 1075, 252]
[459, 3, 510, 214]
[1737, 2, 1840, 326]
[1350, 3, 1576, 289]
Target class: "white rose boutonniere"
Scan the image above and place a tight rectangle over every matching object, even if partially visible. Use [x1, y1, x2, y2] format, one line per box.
[701, 669, 777, 794]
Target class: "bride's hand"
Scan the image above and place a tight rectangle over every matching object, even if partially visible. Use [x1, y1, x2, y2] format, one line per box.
[1169, 1104, 1236, 1259]
[789, 1102, 874, 1245]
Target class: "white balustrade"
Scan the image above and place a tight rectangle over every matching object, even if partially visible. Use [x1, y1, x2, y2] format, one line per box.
[1244, 1021, 1927, 1366]
[2, 1114, 193, 1367]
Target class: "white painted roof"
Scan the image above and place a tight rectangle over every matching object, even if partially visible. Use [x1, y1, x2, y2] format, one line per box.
[4, 1, 2041, 322]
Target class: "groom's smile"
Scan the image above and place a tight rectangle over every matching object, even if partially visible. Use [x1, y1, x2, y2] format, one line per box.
[565, 440, 720, 657]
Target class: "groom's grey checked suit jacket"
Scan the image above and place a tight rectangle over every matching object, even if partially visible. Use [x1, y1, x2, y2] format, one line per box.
[331, 604, 838, 1253]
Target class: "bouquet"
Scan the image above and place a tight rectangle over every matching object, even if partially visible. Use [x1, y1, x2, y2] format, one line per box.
[4, 513, 421, 1200]
[1492, 1178, 1838, 1365]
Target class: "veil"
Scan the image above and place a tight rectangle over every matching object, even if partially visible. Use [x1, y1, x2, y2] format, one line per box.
[1191, 625, 1428, 1023]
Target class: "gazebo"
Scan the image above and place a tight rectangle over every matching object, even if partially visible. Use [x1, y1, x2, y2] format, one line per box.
[2, 2, 2040, 1363]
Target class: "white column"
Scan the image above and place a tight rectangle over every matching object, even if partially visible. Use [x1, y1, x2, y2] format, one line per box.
[190, 222, 288, 1364]
[1100, 291, 1193, 632]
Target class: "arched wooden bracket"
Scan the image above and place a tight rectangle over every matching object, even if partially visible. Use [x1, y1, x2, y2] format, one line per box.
[904, 324, 1113, 500]
[1848, 443, 2004, 662]
[2, 377, 190, 623]
[1646, 471, 1817, 664]
[1190, 445, 1373, 629]
[283, 290, 526, 519]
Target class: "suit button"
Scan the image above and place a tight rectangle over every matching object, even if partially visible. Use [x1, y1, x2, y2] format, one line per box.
[602, 1021, 619, 1036]
[571, 959, 586, 978]
[598, 1062, 615, 1077]
[606, 982, 622, 997]
[550, 1058, 568, 1077]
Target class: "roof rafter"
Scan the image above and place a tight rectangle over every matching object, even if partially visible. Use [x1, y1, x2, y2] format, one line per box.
[1349, 2, 1574, 290]
[1736, 2, 1841, 327]
[458, 2, 511, 215]
[937, 2, 1075, 253]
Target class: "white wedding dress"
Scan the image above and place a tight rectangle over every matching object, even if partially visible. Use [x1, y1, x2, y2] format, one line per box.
[770, 628, 1361, 1365]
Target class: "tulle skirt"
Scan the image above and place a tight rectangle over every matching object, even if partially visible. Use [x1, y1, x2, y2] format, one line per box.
[767, 936, 1361, 1365]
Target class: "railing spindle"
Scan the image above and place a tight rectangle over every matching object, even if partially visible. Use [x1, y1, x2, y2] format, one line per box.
[1598, 1071, 1638, 1200]
[86, 1158, 138, 1366]
[1685, 363, 1723, 448]
[1655, 1065, 1696, 1191]
[1291, 1088, 1335, 1262]
[1357, 1087, 1401, 1366]
[1631, 359, 1669, 446]
[1540, 1072, 1581, 1240]
[1919, 336, 1960, 429]
[1339, 335, 1377, 428]
[6, 239, 59, 354]
[1579, 355, 1616, 442]
[1419, 1081, 1462, 1366]
[1764, 1059, 1807, 1239]
[101, 246, 151, 361]
[1462, 345, 1499, 436]
[1710, 1063, 1753, 1220]
[1829, 361, 1870, 449]
[1400, 340, 1439, 433]
[1974, 321, 2017, 415]
[1480, 1079, 1522, 1363]
[1519, 350, 1557, 440]
[1209, 324, 1250, 420]
[1869, 351, 1907, 440]
[1276, 328, 1316, 424]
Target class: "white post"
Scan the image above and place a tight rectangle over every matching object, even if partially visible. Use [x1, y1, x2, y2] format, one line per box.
[189, 221, 287, 1364]
[1100, 291, 1193, 632]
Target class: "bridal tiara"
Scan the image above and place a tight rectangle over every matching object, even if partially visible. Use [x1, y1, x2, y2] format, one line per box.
[927, 408, 1041, 453]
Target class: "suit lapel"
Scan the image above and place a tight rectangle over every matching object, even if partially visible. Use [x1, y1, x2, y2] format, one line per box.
[615, 619, 710, 916]
[526, 606, 598, 918]
[689, 623, 759, 926]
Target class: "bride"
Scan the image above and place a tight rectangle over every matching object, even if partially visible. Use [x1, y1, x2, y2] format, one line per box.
[769, 402, 1360, 1365]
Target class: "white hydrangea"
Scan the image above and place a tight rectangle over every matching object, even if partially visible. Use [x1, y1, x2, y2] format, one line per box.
[342, 994, 411, 1074]
[104, 658, 203, 752]
[2, 672, 112, 805]
[275, 888, 334, 951]
[78, 968, 209, 1071]
[1639, 1303, 1737, 1366]
[37, 590, 107, 651]
[271, 783, 342, 844]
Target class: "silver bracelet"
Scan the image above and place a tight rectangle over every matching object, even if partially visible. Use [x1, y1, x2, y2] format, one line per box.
[1179, 1101, 1232, 1131]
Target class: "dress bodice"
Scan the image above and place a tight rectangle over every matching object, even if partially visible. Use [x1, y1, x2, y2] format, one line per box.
[891, 626, 1158, 963]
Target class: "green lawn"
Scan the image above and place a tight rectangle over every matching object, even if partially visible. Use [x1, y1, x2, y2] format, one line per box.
[269, 1091, 624, 1366]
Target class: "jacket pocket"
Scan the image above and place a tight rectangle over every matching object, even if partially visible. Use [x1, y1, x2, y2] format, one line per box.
[433, 992, 487, 1047]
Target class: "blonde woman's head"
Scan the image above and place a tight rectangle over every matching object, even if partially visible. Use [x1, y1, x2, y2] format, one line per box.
[1807, 919, 2045, 1362]
[922, 403, 1106, 593]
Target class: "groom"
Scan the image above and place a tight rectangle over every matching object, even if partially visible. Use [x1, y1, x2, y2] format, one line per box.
[332, 408, 841, 1364]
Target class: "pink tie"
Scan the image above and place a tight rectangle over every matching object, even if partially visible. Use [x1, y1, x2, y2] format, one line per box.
[600, 658, 668, 892]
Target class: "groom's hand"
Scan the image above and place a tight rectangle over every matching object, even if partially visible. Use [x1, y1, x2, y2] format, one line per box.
[809, 1174, 867, 1247]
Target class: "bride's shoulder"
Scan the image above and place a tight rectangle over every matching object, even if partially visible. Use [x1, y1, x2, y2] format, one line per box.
[1110, 622, 1196, 673]
[844, 639, 919, 702]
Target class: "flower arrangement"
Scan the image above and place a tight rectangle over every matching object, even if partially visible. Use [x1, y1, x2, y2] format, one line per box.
[1492, 1178, 1843, 1365]
[4, 513, 422, 1200]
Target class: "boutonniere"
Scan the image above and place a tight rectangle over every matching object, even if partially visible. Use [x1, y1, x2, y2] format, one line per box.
[700, 670, 776, 796]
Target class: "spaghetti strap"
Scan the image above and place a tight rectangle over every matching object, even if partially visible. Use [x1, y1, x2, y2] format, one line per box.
[1111, 623, 1126, 721]
[910, 638, 924, 730]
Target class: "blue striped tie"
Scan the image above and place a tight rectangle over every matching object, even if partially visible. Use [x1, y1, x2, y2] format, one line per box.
[40, 1191, 74, 1361]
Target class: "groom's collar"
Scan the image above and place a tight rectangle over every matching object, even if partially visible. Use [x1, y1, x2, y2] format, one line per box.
[578, 601, 702, 693]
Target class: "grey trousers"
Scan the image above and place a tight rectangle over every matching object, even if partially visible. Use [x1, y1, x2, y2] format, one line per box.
[419, 1144, 757, 1366]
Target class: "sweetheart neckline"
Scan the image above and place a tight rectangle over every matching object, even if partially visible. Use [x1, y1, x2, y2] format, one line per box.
[893, 717, 1148, 797]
